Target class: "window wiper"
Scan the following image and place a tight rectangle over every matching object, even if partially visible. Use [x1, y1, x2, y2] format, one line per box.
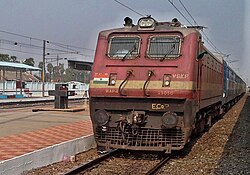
[160, 44, 176, 62]
[121, 43, 137, 61]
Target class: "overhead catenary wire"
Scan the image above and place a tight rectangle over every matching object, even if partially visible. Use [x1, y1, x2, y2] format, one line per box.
[112, 0, 144, 17]
[49, 41, 95, 52]
[0, 29, 94, 52]
[178, 0, 198, 25]
[0, 39, 83, 55]
[112, 0, 225, 56]
[168, 0, 225, 55]
[178, 0, 224, 54]
[0, 29, 42, 42]
[167, 0, 193, 26]
[0, 47, 42, 56]
[0, 38, 95, 60]
[49, 42, 81, 53]
[0, 1, 225, 60]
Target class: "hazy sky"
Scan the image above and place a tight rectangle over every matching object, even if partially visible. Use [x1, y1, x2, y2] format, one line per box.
[0, 0, 248, 82]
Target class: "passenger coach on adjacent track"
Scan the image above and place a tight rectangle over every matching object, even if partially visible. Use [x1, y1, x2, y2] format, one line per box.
[89, 16, 246, 153]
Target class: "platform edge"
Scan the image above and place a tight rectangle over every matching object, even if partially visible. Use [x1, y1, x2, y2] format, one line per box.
[0, 134, 96, 175]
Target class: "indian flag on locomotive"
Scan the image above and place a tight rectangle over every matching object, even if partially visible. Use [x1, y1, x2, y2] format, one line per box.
[93, 73, 109, 84]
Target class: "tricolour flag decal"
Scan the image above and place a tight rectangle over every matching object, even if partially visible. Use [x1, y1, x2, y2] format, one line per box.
[93, 73, 109, 84]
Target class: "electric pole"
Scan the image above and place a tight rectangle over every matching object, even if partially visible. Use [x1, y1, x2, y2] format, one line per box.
[42, 40, 46, 97]
[57, 54, 59, 67]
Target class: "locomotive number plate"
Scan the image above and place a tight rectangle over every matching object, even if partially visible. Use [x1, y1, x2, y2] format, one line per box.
[158, 91, 174, 96]
[152, 103, 170, 110]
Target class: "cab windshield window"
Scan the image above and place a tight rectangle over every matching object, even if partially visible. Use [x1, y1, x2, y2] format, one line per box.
[108, 37, 140, 59]
[147, 36, 181, 59]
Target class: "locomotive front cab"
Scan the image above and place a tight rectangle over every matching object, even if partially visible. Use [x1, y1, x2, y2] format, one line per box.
[90, 16, 199, 153]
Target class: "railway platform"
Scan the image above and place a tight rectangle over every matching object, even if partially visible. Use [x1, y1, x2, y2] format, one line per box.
[0, 96, 95, 175]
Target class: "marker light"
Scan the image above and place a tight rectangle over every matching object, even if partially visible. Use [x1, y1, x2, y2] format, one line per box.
[164, 80, 170, 86]
[109, 73, 117, 86]
[163, 74, 172, 87]
[111, 79, 116, 85]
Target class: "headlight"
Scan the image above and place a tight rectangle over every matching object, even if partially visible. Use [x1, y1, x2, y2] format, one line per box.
[139, 18, 154, 27]
[223, 92, 226, 98]
[162, 112, 178, 128]
[138, 17, 155, 30]
[93, 109, 110, 126]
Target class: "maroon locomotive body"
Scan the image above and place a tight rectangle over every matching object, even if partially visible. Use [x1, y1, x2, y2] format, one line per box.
[89, 16, 245, 153]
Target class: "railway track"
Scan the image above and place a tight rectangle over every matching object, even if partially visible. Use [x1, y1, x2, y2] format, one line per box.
[63, 149, 171, 175]
[23, 96, 247, 175]
[0, 98, 86, 109]
[146, 154, 171, 175]
[64, 149, 121, 175]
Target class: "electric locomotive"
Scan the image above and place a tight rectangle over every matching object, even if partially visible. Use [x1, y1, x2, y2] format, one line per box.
[89, 16, 245, 153]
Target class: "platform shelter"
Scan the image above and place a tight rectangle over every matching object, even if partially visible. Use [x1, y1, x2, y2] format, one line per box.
[0, 61, 41, 98]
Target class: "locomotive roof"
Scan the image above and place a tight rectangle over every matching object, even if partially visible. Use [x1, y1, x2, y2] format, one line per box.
[99, 17, 225, 63]
[99, 21, 200, 38]
[202, 47, 224, 64]
[211, 52, 224, 63]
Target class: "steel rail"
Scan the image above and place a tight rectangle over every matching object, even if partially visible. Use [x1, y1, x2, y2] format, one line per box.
[0, 98, 85, 109]
[145, 154, 171, 175]
[63, 149, 120, 175]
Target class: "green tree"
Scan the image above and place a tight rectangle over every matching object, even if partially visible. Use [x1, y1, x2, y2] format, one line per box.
[10, 56, 19, 63]
[59, 63, 65, 76]
[53, 66, 60, 82]
[63, 68, 75, 82]
[47, 63, 53, 82]
[38, 62, 43, 70]
[62, 68, 89, 83]
[38, 62, 43, 80]
[0, 54, 10, 61]
[0, 54, 20, 62]
[83, 71, 90, 83]
[23, 58, 35, 66]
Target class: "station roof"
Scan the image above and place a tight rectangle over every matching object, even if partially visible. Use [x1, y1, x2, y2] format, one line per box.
[0, 61, 41, 71]
[67, 60, 93, 71]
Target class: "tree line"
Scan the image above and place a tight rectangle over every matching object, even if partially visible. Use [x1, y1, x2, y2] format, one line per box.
[0, 53, 90, 83]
